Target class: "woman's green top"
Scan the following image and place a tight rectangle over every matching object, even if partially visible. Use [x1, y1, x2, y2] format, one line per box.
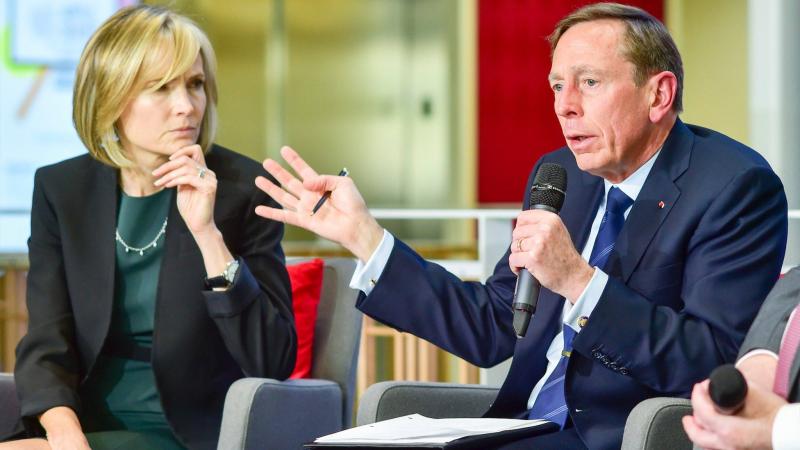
[80, 188, 184, 449]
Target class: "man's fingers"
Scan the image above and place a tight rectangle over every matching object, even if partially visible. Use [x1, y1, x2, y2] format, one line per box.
[303, 174, 344, 193]
[511, 224, 549, 244]
[507, 252, 532, 273]
[281, 146, 320, 180]
[255, 176, 300, 210]
[682, 415, 723, 450]
[515, 208, 559, 225]
[255, 205, 302, 228]
[691, 380, 729, 433]
[262, 158, 306, 198]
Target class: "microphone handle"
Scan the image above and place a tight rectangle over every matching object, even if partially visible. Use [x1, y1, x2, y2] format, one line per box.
[512, 272, 541, 338]
[511, 196, 560, 337]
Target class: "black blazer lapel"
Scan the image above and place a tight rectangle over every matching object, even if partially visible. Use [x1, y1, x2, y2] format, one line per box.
[152, 176, 233, 365]
[151, 193, 204, 361]
[77, 163, 118, 368]
[607, 120, 692, 282]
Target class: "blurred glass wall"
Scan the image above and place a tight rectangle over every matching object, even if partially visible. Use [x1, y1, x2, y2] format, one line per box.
[151, 0, 477, 251]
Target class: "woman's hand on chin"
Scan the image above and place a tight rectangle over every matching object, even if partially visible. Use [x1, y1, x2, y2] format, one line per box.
[153, 144, 217, 235]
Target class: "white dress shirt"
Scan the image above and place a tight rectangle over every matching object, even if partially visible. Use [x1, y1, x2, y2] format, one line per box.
[349, 150, 660, 411]
[737, 307, 800, 449]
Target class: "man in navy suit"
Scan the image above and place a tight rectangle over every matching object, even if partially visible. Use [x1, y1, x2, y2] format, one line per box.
[254, 3, 788, 449]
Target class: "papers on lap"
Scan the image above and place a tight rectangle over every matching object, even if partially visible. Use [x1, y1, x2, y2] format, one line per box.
[309, 414, 555, 447]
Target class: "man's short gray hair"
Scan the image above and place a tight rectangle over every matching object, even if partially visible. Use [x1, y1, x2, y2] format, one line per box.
[549, 2, 684, 112]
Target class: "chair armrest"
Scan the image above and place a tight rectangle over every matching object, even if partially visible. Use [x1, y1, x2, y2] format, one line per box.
[218, 378, 343, 450]
[356, 381, 499, 426]
[621, 397, 692, 450]
[0, 373, 21, 440]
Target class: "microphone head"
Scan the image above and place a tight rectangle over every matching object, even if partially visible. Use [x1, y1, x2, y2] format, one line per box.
[530, 163, 567, 212]
[709, 364, 748, 411]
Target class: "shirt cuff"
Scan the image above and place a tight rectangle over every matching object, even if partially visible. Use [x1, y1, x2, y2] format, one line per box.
[349, 229, 394, 295]
[772, 403, 800, 450]
[736, 349, 779, 367]
[563, 268, 607, 330]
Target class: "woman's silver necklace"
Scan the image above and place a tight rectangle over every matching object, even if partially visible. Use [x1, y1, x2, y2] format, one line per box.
[115, 218, 168, 256]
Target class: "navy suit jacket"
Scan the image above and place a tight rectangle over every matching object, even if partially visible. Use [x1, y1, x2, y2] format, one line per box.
[356, 120, 788, 449]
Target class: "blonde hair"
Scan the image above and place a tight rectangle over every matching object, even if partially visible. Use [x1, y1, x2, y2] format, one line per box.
[549, 2, 683, 112]
[73, 5, 218, 168]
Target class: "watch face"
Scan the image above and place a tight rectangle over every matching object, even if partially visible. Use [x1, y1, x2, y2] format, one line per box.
[224, 260, 240, 283]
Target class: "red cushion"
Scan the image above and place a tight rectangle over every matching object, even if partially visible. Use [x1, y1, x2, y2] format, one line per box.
[287, 258, 325, 379]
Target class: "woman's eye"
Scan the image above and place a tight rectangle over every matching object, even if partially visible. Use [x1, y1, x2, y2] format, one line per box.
[585, 79, 597, 87]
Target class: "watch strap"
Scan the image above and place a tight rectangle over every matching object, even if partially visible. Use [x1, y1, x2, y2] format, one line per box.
[204, 259, 239, 290]
[204, 275, 230, 289]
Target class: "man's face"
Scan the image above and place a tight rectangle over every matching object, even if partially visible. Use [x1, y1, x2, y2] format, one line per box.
[549, 20, 654, 182]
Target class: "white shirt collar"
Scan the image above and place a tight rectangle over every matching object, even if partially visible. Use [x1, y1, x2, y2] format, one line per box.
[603, 148, 662, 202]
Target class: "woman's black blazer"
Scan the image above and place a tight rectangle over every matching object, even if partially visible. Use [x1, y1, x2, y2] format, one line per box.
[14, 145, 296, 449]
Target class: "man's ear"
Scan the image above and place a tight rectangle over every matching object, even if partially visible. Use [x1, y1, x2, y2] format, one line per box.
[647, 71, 678, 123]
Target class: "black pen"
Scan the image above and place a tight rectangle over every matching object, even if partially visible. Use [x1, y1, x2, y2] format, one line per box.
[311, 168, 349, 215]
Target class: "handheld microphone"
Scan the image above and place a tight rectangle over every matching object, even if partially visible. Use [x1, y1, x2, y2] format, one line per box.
[708, 364, 748, 415]
[512, 163, 567, 338]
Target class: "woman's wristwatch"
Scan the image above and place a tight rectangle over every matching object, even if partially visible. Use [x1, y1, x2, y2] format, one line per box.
[204, 259, 240, 290]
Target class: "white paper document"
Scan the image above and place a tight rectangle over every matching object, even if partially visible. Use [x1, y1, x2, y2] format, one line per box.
[314, 414, 550, 445]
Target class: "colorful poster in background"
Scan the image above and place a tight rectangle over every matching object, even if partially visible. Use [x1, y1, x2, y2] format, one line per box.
[0, 0, 133, 252]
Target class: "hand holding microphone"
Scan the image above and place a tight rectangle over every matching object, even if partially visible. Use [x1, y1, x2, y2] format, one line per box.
[511, 163, 567, 338]
[708, 364, 748, 415]
[683, 363, 789, 448]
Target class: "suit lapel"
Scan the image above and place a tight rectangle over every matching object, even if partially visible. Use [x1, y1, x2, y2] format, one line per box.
[606, 120, 692, 281]
[563, 169, 604, 253]
[152, 191, 191, 360]
[80, 163, 118, 362]
[152, 154, 229, 360]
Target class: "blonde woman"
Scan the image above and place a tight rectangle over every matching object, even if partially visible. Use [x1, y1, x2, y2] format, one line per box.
[3, 5, 295, 449]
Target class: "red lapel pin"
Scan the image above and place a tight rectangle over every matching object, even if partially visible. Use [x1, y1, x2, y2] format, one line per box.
[658, 201, 665, 209]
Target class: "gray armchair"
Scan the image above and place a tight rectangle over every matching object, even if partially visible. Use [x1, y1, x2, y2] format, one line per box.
[0, 373, 21, 440]
[621, 397, 692, 450]
[1, 258, 361, 449]
[356, 381, 498, 426]
[218, 258, 361, 450]
[356, 381, 693, 449]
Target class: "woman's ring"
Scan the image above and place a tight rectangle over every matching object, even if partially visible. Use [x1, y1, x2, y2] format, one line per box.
[198, 166, 207, 179]
[517, 238, 525, 252]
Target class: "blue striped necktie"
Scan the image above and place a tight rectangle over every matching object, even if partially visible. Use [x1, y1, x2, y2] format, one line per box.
[588, 187, 634, 269]
[527, 326, 576, 426]
[528, 186, 633, 427]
